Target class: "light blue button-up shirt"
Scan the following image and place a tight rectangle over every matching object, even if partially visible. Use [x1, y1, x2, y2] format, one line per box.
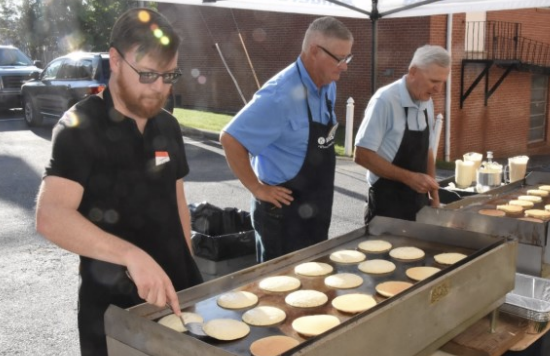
[223, 57, 337, 185]
[355, 76, 436, 186]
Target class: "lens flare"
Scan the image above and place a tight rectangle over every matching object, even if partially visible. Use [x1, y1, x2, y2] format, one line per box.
[153, 28, 163, 38]
[160, 36, 170, 46]
[64, 111, 80, 127]
[138, 10, 151, 23]
[191, 68, 200, 78]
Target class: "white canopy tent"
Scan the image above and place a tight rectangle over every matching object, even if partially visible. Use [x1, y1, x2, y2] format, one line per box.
[154, 0, 550, 19]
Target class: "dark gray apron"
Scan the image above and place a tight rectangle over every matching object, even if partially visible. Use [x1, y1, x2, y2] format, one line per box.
[255, 64, 337, 262]
[365, 107, 430, 222]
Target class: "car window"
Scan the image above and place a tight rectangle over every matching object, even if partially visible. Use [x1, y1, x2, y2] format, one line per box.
[42, 59, 64, 80]
[101, 58, 111, 80]
[0, 48, 33, 66]
[57, 58, 93, 80]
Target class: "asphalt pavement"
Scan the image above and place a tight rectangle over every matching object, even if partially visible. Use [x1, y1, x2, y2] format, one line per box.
[2, 110, 549, 356]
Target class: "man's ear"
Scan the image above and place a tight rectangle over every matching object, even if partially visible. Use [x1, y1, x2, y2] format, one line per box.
[109, 47, 121, 74]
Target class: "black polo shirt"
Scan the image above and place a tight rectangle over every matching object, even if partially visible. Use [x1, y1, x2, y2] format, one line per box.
[45, 87, 202, 304]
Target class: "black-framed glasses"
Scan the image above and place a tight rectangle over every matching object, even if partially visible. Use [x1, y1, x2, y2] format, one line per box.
[114, 47, 182, 84]
[317, 45, 353, 66]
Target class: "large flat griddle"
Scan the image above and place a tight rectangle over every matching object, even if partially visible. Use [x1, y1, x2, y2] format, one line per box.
[105, 217, 517, 356]
[418, 171, 550, 276]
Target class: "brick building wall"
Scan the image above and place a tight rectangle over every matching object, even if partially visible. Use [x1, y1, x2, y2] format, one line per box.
[449, 9, 550, 161]
[161, 4, 550, 162]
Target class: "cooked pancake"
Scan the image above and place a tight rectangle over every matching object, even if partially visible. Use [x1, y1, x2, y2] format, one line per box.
[524, 209, 550, 220]
[375, 281, 413, 298]
[331, 293, 377, 314]
[496, 204, 524, 217]
[258, 276, 301, 293]
[518, 217, 545, 223]
[539, 185, 550, 192]
[478, 209, 506, 217]
[546, 204, 550, 212]
[329, 249, 366, 264]
[250, 335, 300, 356]
[285, 290, 328, 308]
[292, 315, 340, 337]
[434, 252, 468, 265]
[527, 189, 549, 197]
[358, 259, 396, 275]
[389, 246, 425, 261]
[242, 306, 286, 326]
[358, 240, 393, 253]
[157, 312, 203, 333]
[202, 319, 250, 340]
[324, 273, 364, 289]
[294, 262, 334, 277]
[509, 200, 535, 209]
[406, 266, 441, 281]
[518, 195, 543, 203]
[217, 291, 258, 310]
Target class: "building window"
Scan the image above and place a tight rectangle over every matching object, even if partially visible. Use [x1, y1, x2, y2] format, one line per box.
[529, 74, 548, 143]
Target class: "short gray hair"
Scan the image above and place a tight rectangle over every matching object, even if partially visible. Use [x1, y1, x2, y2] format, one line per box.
[409, 45, 450, 70]
[302, 17, 353, 52]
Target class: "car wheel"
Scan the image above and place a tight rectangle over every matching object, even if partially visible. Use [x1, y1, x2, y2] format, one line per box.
[23, 94, 43, 126]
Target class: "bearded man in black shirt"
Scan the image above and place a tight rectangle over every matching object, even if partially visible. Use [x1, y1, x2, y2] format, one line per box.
[35, 8, 203, 356]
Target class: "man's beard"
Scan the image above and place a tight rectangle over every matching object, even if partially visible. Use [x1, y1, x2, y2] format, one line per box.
[117, 74, 167, 118]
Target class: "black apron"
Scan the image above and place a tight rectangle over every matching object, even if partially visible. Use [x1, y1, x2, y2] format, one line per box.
[366, 107, 430, 222]
[256, 65, 337, 261]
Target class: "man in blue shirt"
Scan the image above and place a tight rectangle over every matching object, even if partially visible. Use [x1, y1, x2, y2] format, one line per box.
[220, 17, 353, 262]
[354, 45, 450, 223]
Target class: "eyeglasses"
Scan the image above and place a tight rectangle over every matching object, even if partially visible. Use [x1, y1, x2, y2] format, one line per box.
[114, 47, 182, 84]
[317, 45, 353, 66]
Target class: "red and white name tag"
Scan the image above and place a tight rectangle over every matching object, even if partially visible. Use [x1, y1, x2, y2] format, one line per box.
[155, 151, 170, 166]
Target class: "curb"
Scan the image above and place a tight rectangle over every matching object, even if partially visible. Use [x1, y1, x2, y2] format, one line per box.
[180, 125, 220, 141]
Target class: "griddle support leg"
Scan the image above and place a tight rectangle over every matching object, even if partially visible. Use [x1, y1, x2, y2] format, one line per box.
[490, 309, 499, 333]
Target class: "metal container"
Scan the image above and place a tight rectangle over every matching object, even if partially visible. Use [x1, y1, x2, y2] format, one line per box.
[105, 217, 517, 356]
[418, 171, 550, 277]
[499, 273, 550, 334]
[476, 169, 502, 192]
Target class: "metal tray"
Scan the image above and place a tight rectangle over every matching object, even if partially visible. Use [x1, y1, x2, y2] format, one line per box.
[500, 273, 550, 323]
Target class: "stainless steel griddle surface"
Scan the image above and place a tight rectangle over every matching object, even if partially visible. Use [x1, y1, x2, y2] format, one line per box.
[159, 233, 477, 356]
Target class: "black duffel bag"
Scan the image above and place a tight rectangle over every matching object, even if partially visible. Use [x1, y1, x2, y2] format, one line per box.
[189, 202, 255, 261]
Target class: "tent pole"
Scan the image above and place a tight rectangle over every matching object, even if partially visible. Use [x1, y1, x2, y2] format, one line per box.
[370, 0, 380, 95]
[371, 17, 378, 94]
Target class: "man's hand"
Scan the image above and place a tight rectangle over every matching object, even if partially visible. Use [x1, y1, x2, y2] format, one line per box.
[406, 172, 439, 194]
[252, 183, 293, 208]
[126, 250, 181, 315]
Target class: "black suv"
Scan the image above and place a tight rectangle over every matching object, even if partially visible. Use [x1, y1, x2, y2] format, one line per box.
[21, 51, 176, 126]
[21, 52, 109, 126]
[0, 46, 42, 110]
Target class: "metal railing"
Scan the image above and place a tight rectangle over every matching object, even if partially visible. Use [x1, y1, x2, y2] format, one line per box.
[464, 21, 550, 70]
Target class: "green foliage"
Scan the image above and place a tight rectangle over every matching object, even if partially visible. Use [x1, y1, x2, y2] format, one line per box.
[0, 0, 143, 61]
[173, 108, 351, 156]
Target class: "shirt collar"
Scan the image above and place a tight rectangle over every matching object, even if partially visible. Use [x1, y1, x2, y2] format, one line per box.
[296, 57, 324, 97]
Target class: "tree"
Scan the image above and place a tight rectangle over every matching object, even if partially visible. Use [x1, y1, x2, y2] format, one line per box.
[3, 0, 144, 62]
[0, 0, 21, 47]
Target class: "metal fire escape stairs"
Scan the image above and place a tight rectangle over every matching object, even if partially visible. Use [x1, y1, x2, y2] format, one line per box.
[461, 21, 550, 108]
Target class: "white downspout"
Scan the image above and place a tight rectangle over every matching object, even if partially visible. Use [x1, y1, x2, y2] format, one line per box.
[445, 14, 453, 162]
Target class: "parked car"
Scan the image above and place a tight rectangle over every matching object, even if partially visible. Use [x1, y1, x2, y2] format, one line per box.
[22, 51, 177, 126]
[0, 45, 42, 110]
[21, 52, 109, 126]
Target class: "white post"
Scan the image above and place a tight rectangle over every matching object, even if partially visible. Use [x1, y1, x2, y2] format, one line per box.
[434, 113, 444, 162]
[344, 97, 355, 157]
